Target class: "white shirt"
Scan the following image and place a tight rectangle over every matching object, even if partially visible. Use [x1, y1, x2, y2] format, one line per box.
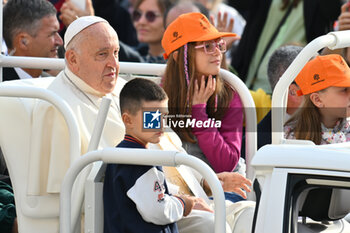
[14, 67, 41, 79]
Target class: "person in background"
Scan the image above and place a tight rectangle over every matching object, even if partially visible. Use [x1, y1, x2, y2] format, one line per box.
[267, 45, 303, 118]
[0, 181, 17, 233]
[95, 0, 139, 47]
[48, 0, 65, 33]
[231, 0, 341, 93]
[226, 0, 250, 20]
[59, 0, 95, 27]
[3, 0, 63, 81]
[133, 0, 173, 63]
[59, 0, 144, 62]
[241, 44, 304, 157]
[1, 0, 8, 55]
[164, 1, 202, 28]
[323, 1, 350, 64]
[193, 0, 246, 37]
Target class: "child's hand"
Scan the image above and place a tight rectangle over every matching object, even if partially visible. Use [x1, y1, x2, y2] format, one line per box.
[192, 75, 216, 105]
[178, 195, 196, 216]
[193, 197, 214, 213]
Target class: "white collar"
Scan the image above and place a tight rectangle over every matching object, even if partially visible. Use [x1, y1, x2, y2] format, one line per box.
[63, 67, 119, 111]
[14, 67, 41, 79]
[64, 67, 105, 97]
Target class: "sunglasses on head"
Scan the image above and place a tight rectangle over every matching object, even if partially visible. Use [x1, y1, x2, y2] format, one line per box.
[132, 10, 161, 23]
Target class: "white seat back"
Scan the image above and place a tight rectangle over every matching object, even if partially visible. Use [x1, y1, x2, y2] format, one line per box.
[0, 78, 80, 233]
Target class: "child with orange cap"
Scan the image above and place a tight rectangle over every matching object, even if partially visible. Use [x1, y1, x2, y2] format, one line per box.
[161, 12, 243, 175]
[285, 54, 350, 145]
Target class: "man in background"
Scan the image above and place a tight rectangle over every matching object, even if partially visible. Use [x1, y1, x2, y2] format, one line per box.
[257, 45, 304, 147]
[3, 0, 63, 81]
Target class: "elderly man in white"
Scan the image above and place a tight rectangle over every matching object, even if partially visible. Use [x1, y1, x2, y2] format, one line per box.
[30, 16, 125, 195]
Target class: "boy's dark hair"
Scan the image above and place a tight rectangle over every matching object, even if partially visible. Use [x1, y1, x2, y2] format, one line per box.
[120, 78, 167, 115]
[4, 0, 57, 49]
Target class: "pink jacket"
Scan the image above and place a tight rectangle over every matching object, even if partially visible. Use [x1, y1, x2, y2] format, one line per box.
[191, 92, 243, 173]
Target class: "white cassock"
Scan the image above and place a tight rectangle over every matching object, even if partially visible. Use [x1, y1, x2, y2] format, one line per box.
[29, 67, 125, 195]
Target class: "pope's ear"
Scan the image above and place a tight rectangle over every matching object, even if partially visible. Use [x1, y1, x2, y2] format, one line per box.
[65, 49, 79, 72]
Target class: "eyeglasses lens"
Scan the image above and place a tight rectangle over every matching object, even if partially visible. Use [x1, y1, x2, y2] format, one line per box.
[132, 10, 158, 23]
[204, 40, 226, 53]
[132, 10, 141, 22]
[145, 11, 157, 22]
[204, 42, 215, 53]
[218, 40, 226, 52]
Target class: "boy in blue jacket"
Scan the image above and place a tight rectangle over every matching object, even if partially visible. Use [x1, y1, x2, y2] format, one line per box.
[103, 78, 197, 233]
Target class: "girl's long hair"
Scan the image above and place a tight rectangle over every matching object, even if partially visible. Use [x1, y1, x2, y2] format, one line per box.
[284, 95, 322, 144]
[162, 42, 233, 143]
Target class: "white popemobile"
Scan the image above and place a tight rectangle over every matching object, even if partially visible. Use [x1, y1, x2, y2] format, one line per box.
[1, 1, 350, 231]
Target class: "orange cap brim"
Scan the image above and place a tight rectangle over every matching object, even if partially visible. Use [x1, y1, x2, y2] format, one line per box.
[163, 32, 237, 60]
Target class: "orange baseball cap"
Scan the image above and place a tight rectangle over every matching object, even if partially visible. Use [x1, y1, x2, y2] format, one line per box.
[296, 54, 350, 96]
[161, 12, 237, 59]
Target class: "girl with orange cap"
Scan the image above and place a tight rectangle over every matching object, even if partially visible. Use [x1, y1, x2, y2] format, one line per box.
[285, 54, 350, 145]
[161, 12, 243, 174]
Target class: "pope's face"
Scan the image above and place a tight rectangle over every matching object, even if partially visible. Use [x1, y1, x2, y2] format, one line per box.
[72, 22, 120, 94]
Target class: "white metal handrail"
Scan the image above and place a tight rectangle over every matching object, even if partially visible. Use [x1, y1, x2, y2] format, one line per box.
[82, 97, 111, 232]
[72, 97, 111, 233]
[271, 30, 350, 144]
[0, 56, 257, 181]
[0, 56, 168, 76]
[221, 68, 257, 182]
[60, 148, 227, 233]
